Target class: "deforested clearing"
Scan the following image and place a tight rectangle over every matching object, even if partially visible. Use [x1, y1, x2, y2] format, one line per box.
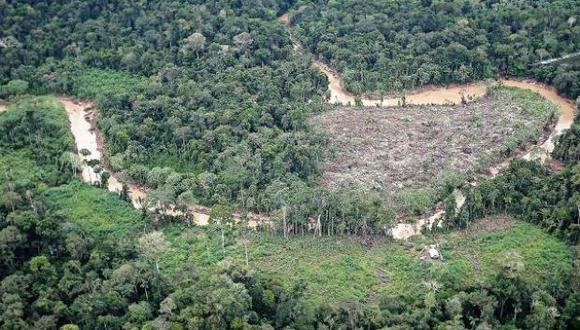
[311, 86, 558, 193]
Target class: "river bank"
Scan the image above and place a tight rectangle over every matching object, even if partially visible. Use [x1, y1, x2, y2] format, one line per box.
[60, 97, 268, 227]
[55, 10, 577, 239]
[277, 11, 575, 239]
[60, 74, 575, 239]
[390, 80, 575, 239]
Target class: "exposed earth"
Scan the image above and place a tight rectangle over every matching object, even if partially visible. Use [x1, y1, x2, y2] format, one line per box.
[46, 13, 578, 240]
[310, 86, 558, 194]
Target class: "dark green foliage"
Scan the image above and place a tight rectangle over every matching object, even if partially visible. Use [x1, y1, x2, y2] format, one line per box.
[453, 160, 580, 243]
[553, 99, 580, 163]
[291, 0, 580, 97]
[1, 0, 580, 328]
[0, 0, 332, 212]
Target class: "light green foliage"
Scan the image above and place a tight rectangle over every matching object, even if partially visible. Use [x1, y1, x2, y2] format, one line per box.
[159, 220, 570, 307]
[443, 223, 571, 291]
[43, 181, 141, 238]
[0, 96, 75, 187]
[0, 79, 29, 97]
[0, 151, 46, 187]
[71, 68, 146, 98]
[0, 96, 74, 154]
[395, 188, 437, 215]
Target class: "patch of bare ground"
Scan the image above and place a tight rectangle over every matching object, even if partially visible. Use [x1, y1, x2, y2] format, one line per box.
[310, 87, 556, 194]
[462, 215, 516, 234]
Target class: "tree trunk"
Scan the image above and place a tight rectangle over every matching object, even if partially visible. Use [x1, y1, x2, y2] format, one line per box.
[314, 214, 322, 238]
[221, 227, 225, 255]
[283, 207, 288, 240]
[243, 239, 249, 266]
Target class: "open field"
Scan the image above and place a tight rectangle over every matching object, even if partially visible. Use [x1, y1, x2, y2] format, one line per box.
[310, 86, 558, 194]
[158, 216, 570, 306]
[43, 181, 143, 238]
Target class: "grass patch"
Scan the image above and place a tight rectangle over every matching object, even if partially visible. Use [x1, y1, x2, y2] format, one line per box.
[0, 95, 74, 152]
[443, 221, 571, 291]
[0, 151, 48, 187]
[0, 96, 75, 187]
[70, 68, 146, 98]
[159, 218, 571, 306]
[43, 180, 142, 239]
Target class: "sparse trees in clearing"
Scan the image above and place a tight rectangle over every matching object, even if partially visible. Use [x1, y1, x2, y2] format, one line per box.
[120, 183, 130, 202]
[176, 190, 196, 226]
[100, 171, 110, 189]
[209, 204, 234, 255]
[138, 231, 170, 274]
[237, 213, 251, 266]
[59, 152, 83, 176]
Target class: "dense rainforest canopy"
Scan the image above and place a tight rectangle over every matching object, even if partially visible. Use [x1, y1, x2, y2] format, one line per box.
[290, 0, 580, 97]
[1, 0, 580, 329]
[1, 0, 335, 212]
[1, 94, 578, 330]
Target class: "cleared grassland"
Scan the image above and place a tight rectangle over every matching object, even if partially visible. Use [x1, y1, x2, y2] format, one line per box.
[310, 86, 558, 194]
[158, 216, 570, 305]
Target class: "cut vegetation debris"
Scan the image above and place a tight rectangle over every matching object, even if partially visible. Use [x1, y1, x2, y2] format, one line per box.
[311, 86, 558, 194]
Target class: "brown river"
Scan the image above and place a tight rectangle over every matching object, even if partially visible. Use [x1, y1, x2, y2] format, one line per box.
[58, 74, 575, 239]
[51, 13, 578, 239]
[277, 12, 576, 239]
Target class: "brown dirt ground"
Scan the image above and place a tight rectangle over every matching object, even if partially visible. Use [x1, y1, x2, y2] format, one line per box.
[464, 215, 516, 234]
[310, 88, 554, 193]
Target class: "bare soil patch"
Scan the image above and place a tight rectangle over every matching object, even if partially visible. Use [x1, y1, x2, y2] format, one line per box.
[310, 87, 556, 193]
[464, 215, 516, 234]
